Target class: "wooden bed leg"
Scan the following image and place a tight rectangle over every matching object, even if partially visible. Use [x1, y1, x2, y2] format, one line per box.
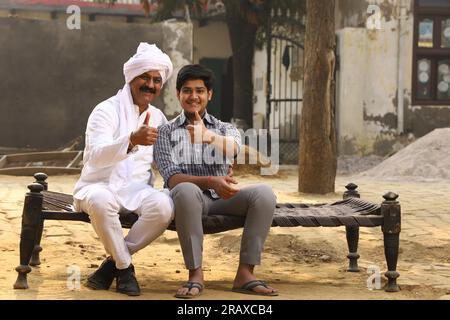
[382, 192, 401, 292]
[345, 227, 360, 272]
[30, 220, 43, 267]
[30, 173, 48, 266]
[13, 183, 44, 289]
[344, 183, 360, 272]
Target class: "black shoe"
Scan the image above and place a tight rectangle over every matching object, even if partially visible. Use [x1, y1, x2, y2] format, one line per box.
[116, 264, 141, 296]
[86, 257, 117, 290]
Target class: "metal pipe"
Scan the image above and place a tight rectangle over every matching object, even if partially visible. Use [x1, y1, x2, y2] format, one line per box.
[397, 2, 406, 134]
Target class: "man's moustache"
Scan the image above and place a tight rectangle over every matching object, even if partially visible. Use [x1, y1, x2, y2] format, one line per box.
[140, 86, 156, 94]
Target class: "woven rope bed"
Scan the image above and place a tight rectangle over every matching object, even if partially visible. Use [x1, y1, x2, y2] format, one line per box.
[13, 173, 401, 292]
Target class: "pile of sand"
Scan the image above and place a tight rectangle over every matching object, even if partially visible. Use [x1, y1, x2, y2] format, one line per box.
[358, 128, 450, 181]
[337, 155, 384, 176]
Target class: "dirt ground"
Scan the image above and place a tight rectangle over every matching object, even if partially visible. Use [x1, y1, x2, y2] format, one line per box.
[1, 166, 449, 300]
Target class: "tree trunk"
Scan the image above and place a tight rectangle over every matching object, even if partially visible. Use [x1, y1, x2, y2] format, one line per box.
[298, 0, 337, 194]
[224, 0, 256, 129]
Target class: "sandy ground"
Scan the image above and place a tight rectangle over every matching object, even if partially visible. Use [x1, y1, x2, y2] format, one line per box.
[1, 167, 450, 300]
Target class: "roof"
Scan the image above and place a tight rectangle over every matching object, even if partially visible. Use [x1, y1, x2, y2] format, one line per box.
[0, 0, 152, 15]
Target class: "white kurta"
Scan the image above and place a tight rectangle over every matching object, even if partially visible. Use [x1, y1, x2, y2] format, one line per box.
[73, 94, 168, 211]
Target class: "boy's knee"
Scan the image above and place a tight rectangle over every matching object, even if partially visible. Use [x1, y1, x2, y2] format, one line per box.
[170, 182, 203, 204]
[258, 184, 276, 201]
[251, 184, 277, 208]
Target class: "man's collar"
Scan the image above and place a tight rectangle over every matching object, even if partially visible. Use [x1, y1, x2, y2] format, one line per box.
[176, 110, 215, 127]
[132, 104, 149, 114]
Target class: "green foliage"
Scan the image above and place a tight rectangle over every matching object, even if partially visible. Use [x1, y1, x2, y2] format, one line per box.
[151, 0, 305, 48]
[92, 0, 306, 22]
[153, 0, 199, 21]
[152, 0, 305, 23]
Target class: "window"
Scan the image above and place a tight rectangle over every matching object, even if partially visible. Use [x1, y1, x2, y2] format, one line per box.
[413, 0, 450, 104]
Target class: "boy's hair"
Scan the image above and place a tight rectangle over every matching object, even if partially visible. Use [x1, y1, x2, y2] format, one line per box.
[176, 64, 215, 91]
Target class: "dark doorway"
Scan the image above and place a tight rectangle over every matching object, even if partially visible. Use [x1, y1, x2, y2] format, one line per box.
[200, 57, 233, 122]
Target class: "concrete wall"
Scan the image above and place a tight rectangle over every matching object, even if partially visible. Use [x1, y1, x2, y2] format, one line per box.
[337, 26, 403, 155]
[253, 48, 267, 130]
[192, 20, 231, 63]
[0, 16, 192, 149]
[336, 0, 450, 156]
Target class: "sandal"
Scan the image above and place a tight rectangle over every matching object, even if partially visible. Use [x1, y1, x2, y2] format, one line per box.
[174, 281, 204, 299]
[232, 280, 278, 296]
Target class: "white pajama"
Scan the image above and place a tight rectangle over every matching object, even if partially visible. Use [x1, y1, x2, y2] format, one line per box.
[74, 187, 173, 269]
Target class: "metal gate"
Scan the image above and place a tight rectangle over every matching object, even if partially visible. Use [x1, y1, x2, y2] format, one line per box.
[266, 9, 305, 164]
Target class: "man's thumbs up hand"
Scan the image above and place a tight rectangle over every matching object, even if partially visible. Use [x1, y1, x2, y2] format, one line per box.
[144, 112, 150, 126]
[130, 111, 158, 146]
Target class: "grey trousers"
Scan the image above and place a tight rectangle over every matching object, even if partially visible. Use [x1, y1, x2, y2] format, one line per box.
[170, 182, 276, 270]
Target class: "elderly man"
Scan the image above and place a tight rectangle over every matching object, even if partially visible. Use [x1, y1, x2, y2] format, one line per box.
[73, 43, 174, 296]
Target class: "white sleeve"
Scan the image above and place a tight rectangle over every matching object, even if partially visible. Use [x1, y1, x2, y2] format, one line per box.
[84, 106, 132, 168]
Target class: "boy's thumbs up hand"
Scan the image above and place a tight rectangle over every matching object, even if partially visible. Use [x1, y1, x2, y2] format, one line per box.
[186, 111, 214, 144]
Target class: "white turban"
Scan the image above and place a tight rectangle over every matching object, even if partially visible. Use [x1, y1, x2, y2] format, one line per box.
[123, 42, 173, 85]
